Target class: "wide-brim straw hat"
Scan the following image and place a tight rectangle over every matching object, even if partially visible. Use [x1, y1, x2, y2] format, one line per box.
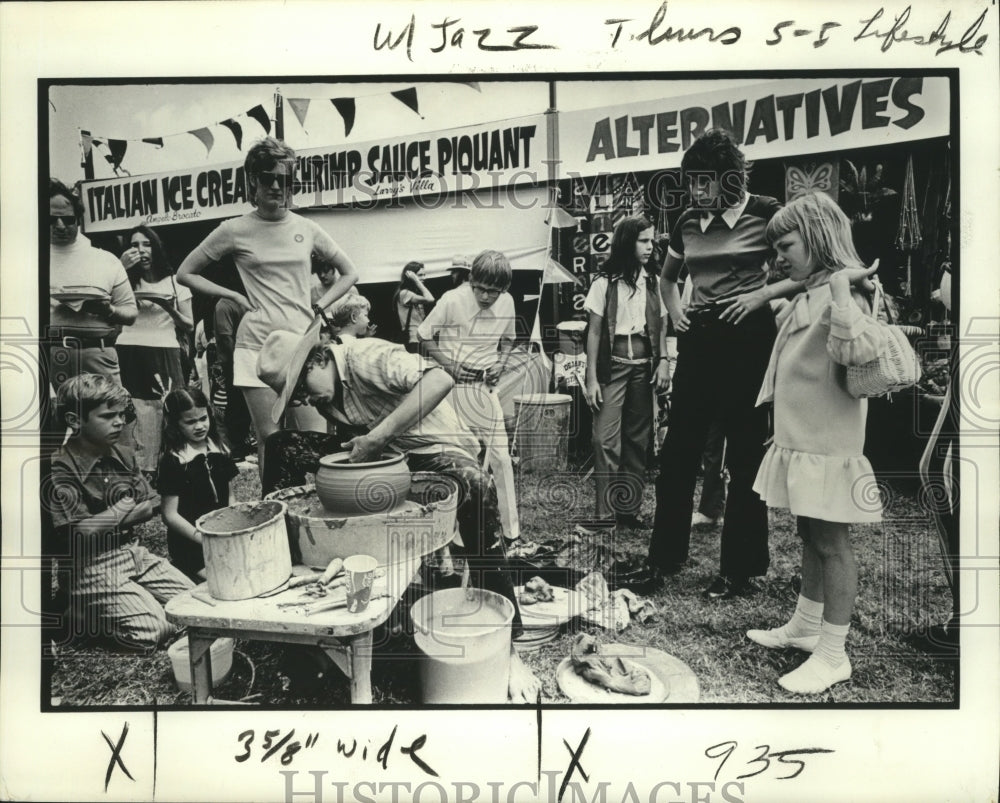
[256, 319, 330, 423]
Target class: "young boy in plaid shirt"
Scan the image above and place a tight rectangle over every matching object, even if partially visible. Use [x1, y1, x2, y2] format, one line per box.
[49, 374, 193, 650]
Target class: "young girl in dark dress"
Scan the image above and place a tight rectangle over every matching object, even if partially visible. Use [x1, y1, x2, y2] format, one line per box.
[157, 387, 239, 582]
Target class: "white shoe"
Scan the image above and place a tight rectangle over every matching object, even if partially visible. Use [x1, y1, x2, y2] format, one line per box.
[746, 627, 819, 652]
[691, 512, 718, 528]
[778, 655, 852, 694]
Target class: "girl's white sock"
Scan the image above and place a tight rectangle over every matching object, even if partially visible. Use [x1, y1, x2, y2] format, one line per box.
[814, 619, 850, 668]
[777, 619, 853, 694]
[784, 595, 824, 638]
[747, 595, 823, 651]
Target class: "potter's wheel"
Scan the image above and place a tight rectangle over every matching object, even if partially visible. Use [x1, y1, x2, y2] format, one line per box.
[265, 474, 459, 569]
[284, 492, 423, 521]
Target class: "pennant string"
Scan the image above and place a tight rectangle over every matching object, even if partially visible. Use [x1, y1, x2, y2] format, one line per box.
[83, 100, 272, 149]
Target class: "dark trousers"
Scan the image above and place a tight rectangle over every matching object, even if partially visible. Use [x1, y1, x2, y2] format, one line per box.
[221, 359, 253, 454]
[698, 421, 728, 520]
[649, 308, 775, 577]
[592, 360, 653, 519]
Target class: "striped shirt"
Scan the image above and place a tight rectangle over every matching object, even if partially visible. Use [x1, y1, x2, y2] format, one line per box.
[666, 194, 781, 311]
[321, 338, 480, 459]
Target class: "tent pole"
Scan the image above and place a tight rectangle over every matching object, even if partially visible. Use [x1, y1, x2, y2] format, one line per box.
[274, 89, 284, 141]
[546, 81, 560, 332]
[81, 129, 94, 180]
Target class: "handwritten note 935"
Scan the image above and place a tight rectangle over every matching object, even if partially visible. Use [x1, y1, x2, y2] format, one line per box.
[373, 3, 990, 59]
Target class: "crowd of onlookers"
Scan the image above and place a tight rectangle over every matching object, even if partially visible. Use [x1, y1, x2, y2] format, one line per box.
[44, 129, 958, 699]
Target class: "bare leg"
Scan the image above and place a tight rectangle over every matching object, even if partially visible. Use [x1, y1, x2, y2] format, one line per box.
[808, 519, 856, 626]
[242, 386, 280, 481]
[798, 516, 824, 605]
[746, 517, 823, 652]
[778, 518, 855, 694]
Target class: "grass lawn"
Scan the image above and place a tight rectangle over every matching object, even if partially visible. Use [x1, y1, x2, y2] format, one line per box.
[48, 462, 956, 707]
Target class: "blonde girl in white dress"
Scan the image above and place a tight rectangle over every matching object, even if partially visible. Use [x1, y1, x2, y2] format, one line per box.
[748, 192, 887, 694]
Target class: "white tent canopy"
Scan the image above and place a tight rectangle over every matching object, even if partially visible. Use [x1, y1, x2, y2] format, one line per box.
[302, 185, 552, 285]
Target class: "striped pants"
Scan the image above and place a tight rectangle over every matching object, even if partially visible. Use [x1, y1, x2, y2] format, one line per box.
[70, 543, 194, 650]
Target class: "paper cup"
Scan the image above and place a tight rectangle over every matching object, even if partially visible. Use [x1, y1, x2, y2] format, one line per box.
[344, 554, 378, 613]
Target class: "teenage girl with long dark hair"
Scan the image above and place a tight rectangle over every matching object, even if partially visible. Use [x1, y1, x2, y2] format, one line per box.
[583, 215, 671, 532]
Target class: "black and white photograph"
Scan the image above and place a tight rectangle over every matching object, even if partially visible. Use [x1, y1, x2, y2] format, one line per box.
[2, 2, 997, 802]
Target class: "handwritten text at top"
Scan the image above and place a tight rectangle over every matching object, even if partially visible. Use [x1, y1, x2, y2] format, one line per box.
[372, 4, 990, 58]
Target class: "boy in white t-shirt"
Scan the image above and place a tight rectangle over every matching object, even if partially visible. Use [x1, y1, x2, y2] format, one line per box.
[418, 250, 521, 542]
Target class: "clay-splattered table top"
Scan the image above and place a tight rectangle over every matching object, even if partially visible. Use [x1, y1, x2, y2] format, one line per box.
[166, 561, 420, 639]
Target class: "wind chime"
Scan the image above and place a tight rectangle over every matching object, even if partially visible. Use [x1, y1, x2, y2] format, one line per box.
[896, 155, 922, 296]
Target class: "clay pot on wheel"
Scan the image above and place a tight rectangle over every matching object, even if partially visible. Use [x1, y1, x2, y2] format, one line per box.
[315, 450, 410, 516]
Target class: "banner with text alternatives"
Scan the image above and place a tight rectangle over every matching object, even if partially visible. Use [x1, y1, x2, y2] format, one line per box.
[558, 76, 950, 177]
[80, 114, 547, 232]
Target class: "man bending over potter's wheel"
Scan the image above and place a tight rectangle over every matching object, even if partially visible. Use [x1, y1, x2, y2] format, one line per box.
[256, 320, 541, 703]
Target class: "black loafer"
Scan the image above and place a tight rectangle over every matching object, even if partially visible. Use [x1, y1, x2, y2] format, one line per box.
[611, 561, 683, 593]
[611, 567, 662, 593]
[615, 513, 652, 530]
[703, 575, 760, 600]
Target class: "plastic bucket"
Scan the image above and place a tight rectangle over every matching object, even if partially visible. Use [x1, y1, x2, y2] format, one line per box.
[197, 501, 291, 600]
[168, 636, 234, 694]
[513, 393, 572, 472]
[410, 588, 514, 704]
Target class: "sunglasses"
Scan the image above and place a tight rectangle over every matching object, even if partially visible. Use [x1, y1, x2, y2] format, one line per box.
[50, 215, 78, 226]
[256, 171, 292, 189]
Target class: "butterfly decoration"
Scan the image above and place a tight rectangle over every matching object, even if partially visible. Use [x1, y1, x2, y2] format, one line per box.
[785, 162, 839, 201]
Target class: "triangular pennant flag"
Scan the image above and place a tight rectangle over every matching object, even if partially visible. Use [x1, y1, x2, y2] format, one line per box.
[142, 137, 164, 148]
[390, 87, 420, 117]
[287, 98, 311, 131]
[107, 139, 128, 170]
[456, 82, 481, 92]
[330, 98, 356, 137]
[247, 104, 271, 134]
[81, 131, 93, 159]
[544, 206, 580, 229]
[189, 127, 214, 156]
[220, 119, 243, 150]
[542, 258, 579, 285]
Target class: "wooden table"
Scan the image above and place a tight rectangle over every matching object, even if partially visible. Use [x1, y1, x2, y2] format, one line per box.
[165, 561, 419, 704]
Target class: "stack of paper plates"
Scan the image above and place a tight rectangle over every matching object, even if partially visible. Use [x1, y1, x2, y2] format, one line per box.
[513, 624, 560, 652]
[512, 584, 586, 652]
